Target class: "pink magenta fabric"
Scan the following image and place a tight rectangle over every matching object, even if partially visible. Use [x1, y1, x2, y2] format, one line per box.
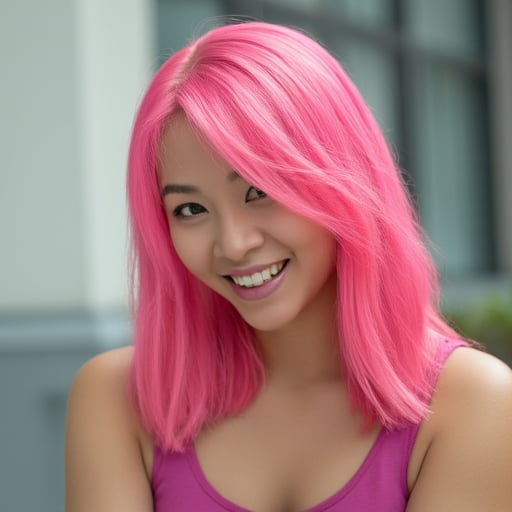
[152, 339, 465, 511]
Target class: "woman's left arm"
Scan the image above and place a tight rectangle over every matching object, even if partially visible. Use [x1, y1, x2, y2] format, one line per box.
[407, 348, 512, 512]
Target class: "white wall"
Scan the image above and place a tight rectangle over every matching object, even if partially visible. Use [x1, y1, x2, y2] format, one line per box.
[0, 3, 154, 509]
[0, 0, 154, 313]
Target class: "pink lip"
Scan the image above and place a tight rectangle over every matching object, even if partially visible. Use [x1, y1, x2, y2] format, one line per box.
[227, 261, 289, 301]
[224, 259, 287, 277]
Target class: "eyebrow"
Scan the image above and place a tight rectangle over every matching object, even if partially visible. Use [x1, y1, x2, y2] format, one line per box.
[161, 170, 240, 197]
[161, 184, 198, 195]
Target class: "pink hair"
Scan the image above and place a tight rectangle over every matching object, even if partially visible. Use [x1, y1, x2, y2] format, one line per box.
[127, 22, 460, 452]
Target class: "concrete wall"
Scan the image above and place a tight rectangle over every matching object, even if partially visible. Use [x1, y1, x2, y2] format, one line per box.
[0, 1, 153, 510]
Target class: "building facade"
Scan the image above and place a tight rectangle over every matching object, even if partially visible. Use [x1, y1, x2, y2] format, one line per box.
[1, 1, 510, 510]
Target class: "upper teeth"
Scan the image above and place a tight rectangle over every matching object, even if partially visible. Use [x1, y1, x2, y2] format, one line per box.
[231, 261, 285, 288]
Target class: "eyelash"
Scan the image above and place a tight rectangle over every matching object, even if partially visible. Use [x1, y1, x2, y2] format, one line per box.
[245, 187, 267, 202]
[172, 186, 267, 219]
[172, 203, 206, 218]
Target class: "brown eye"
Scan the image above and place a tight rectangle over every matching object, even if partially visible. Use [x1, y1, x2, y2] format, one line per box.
[245, 186, 267, 202]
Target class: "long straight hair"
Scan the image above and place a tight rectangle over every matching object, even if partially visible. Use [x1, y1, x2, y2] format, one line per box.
[127, 22, 460, 452]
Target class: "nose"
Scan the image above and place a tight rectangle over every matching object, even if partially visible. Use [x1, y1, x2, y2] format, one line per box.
[213, 214, 265, 261]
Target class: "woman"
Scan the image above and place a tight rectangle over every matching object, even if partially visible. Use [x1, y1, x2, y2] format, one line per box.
[65, 22, 512, 511]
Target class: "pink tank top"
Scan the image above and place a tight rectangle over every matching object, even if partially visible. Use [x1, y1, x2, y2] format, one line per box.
[152, 338, 465, 511]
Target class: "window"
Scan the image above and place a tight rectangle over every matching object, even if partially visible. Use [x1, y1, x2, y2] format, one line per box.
[157, 0, 509, 288]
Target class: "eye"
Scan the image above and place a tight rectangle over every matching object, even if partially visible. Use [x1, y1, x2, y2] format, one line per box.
[173, 202, 207, 218]
[245, 186, 267, 202]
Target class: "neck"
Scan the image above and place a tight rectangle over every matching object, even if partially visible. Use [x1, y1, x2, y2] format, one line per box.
[254, 276, 342, 390]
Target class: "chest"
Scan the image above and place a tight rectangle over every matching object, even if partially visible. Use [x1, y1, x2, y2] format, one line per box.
[192, 387, 382, 511]
[151, 382, 430, 512]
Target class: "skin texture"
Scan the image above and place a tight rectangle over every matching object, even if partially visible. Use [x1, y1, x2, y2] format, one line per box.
[160, 114, 338, 338]
[65, 348, 153, 512]
[65, 346, 512, 511]
[406, 348, 512, 511]
[65, 114, 512, 511]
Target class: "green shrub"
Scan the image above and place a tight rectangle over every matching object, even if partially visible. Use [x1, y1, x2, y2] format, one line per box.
[445, 293, 512, 365]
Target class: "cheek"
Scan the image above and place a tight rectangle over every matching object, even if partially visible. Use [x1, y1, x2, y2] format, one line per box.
[287, 216, 336, 257]
[299, 224, 337, 273]
[313, 233, 337, 271]
[169, 229, 206, 278]
[320, 231, 337, 263]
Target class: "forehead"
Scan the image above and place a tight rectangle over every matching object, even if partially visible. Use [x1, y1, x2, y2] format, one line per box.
[159, 113, 229, 182]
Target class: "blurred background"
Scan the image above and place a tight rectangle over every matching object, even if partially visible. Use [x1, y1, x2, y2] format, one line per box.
[1, 0, 511, 510]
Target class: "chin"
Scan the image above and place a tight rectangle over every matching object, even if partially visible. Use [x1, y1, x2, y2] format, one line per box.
[235, 303, 299, 334]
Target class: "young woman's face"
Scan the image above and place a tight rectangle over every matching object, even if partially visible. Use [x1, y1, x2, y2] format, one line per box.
[159, 114, 336, 333]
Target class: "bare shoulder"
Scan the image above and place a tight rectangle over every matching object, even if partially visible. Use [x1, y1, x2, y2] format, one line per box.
[68, 347, 137, 436]
[70, 346, 135, 402]
[407, 347, 512, 511]
[436, 346, 512, 401]
[65, 346, 154, 512]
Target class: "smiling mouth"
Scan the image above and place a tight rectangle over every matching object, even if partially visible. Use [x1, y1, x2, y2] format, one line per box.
[224, 259, 290, 288]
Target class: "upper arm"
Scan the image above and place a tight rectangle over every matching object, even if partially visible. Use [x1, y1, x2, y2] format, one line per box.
[407, 348, 512, 512]
[65, 347, 154, 512]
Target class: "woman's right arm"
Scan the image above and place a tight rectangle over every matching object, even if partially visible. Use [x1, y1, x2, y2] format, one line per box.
[65, 347, 154, 512]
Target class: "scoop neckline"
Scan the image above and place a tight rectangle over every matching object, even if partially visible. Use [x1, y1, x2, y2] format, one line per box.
[186, 426, 386, 512]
